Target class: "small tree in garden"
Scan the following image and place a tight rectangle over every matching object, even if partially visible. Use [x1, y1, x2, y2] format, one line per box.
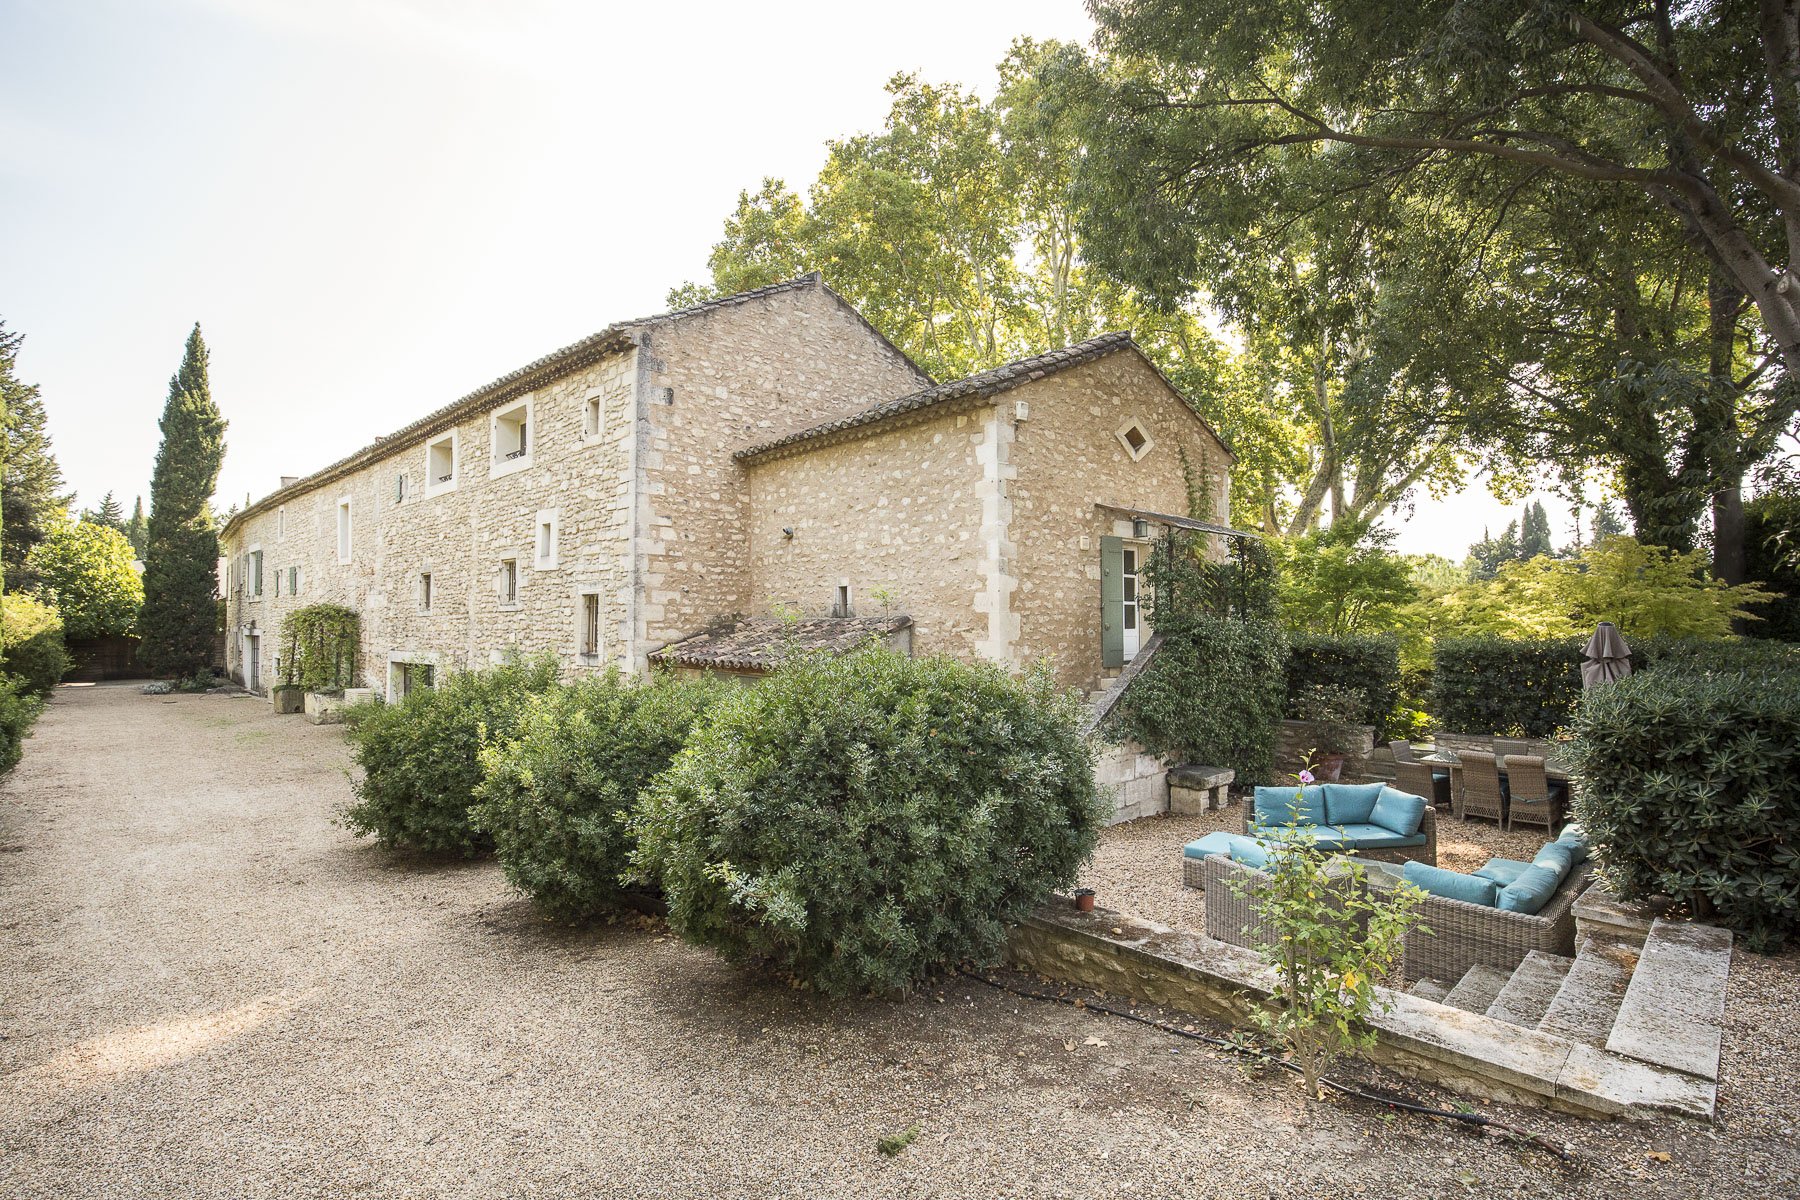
[630, 649, 1105, 996]
[1233, 829, 1424, 1098]
[278, 604, 360, 692]
[474, 671, 722, 921]
[25, 520, 143, 640]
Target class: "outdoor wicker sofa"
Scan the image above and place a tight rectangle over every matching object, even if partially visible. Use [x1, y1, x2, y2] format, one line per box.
[1398, 859, 1594, 982]
[1237, 783, 1439, 866]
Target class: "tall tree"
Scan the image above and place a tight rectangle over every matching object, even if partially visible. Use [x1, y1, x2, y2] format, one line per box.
[26, 519, 143, 641]
[0, 320, 70, 591]
[139, 325, 226, 677]
[1592, 499, 1629, 542]
[1467, 522, 1522, 580]
[1520, 501, 1556, 560]
[125, 495, 147, 559]
[83, 491, 126, 530]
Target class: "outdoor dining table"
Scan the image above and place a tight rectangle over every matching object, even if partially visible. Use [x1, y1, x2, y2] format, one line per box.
[1419, 751, 1572, 820]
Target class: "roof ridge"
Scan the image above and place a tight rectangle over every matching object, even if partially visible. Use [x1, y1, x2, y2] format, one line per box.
[734, 330, 1137, 461]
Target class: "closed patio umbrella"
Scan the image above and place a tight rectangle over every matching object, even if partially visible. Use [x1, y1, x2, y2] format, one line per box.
[1582, 621, 1632, 689]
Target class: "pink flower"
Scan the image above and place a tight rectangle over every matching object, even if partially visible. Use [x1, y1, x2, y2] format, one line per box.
[1297, 769, 1315, 784]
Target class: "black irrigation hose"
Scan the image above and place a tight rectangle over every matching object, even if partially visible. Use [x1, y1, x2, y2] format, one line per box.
[957, 966, 1576, 1162]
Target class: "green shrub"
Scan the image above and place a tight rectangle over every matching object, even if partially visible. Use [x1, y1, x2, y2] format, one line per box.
[1745, 488, 1800, 642]
[278, 603, 359, 692]
[1284, 633, 1400, 739]
[1428, 636, 1583, 737]
[630, 650, 1105, 996]
[26, 520, 143, 640]
[340, 657, 560, 856]
[1566, 658, 1800, 950]
[1109, 615, 1288, 783]
[0, 594, 70, 697]
[0, 673, 45, 774]
[473, 671, 722, 921]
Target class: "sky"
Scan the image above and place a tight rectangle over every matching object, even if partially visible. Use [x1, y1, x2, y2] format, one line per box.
[3, 0, 1572, 560]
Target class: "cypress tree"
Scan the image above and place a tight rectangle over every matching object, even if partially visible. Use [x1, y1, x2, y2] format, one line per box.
[125, 496, 147, 559]
[1519, 500, 1555, 560]
[139, 324, 227, 678]
[0, 320, 70, 591]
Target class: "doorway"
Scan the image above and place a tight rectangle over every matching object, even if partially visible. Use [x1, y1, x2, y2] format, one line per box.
[1121, 545, 1143, 658]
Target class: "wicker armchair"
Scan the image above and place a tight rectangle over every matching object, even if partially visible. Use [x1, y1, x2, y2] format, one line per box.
[1502, 754, 1561, 834]
[1199, 853, 1364, 953]
[1394, 760, 1449, 811]
[1455, 750, 1507, 826]
[1389, 739, 1419, 764]
[1494, 738, 1534, 759]
[1400, 862, 1594, 983]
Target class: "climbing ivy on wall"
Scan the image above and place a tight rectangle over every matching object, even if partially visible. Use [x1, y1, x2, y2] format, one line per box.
[279, 604, 359, 692]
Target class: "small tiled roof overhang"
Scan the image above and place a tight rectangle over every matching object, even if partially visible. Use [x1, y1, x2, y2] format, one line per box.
[1094, 503, 1262, 540]
[647, 615, 912, 673]
[732, 331, 1236, 465]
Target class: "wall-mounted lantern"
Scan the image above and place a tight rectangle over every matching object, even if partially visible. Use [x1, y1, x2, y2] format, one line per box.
[1132, 517, 1150, 538]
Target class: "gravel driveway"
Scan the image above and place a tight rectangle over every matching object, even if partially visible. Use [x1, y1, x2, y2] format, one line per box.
[1, 683, 1794, 1198]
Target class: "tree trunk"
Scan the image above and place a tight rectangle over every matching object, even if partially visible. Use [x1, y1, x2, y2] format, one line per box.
[1713, 480, 1748, 587]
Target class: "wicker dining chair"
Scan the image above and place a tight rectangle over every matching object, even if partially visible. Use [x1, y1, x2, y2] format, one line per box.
[1389, 739, 1419, 764]
[1502, 754, 1560, 834]
[1394, 759, 1449, 810]
[1493, 738, 1533, 759]
[1456, 750, 1507, 826]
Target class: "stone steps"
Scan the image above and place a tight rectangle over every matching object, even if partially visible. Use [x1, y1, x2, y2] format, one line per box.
[1408, 978, 1451, 1003]
[1606, 917, 1733, 1079]
[1538, 937, 1637, 1047]
[1443, 963, 1513, 1014]
[1485, 950, 1572, 1027]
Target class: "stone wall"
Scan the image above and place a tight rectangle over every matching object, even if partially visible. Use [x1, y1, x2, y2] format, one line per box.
[1274, 717, 1376, 779]
[1093, 741, 1170, 824]
[1004, 352, 1232, 694]
[744, 403, 990, 660]
[634, 284, 930, 660]
[223, 347, 638, 694]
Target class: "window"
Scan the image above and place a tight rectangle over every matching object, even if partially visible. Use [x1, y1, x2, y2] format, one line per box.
[250, 548, 263, 598]
[534, 509, 558, 569]
[491, 397, 533, 477]
[580, 592, 601, 658]
[276, 506, 286, 540]
[273, 568, 280, 599]
[833, 583, 853, 618]
[426, 431, 457, 495]
[1115, 417, 1155, 462]
[288, 566, 300, 596]
[395, 472, 409, 503]
[419, 572, 433, 612]
[336, 497, 353, 563]
[499, 558, 518, 606]
[581, 390, 604, 439]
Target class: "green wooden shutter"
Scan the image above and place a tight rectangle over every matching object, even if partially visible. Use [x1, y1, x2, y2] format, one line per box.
[1100, 536, 1125, 668]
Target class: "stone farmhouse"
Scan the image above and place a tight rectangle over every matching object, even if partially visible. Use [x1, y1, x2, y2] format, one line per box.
[220, 275, 1236, 777]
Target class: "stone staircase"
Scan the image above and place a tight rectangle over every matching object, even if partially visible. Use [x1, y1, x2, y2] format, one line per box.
[1406, 917, 1731, 1081]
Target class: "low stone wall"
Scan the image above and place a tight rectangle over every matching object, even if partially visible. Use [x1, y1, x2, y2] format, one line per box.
[1274, 718, 1375, 778]
[1006, 900, 1715, 1120]
[1093, 740, 1169, 824]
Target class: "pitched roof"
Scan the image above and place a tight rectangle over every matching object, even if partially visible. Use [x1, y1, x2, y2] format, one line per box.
[647, 615, 912, 673]
[223, 274, 928, 537]
[731, 331, 1233, 464]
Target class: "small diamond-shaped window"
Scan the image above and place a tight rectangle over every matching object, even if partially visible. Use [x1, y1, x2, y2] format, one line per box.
[1116, 418, 1154, 462]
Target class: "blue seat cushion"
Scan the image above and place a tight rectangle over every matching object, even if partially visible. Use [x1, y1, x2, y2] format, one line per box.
[1497, 865, 1563, 914]
[1402, 861, 1499, 907]
[1323, 782, 1384, 826]
[1369, 786, 1427, 838]
[1227, 836, 1272, 870]
[1334, 822, 1429, 849]
[1257, 825, 1352, 851]
[1182, 831, 1239, 861]
[1532, 841, 1576, 884]
[1556, 824, 1591, 865]
[1473, 857, 1534, 886]
[1253, 785, 1327, 829]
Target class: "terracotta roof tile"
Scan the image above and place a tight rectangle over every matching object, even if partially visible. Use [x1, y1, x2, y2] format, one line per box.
[647, 615, 912, 672]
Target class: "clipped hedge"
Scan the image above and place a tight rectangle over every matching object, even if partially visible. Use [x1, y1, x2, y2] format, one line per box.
[473, 671, 721, 921]
[340, 657, 560, 856]
[1566, 658, 1800, 950]
[0, 674, 44, 775]
[0, 594, 70, 697]
[630, 650, 1105, 996]
[1109, 615, 1288, 784]
[1284, 633, 1400, 739]
[1428, 637, 1583, 737]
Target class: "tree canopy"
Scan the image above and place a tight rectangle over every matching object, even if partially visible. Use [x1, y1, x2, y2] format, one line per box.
[27, 519, 143, 641]
[0, 320, 69, 591]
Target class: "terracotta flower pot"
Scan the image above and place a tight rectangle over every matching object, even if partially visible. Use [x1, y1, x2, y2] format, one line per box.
[1074, 888, 1096, 912]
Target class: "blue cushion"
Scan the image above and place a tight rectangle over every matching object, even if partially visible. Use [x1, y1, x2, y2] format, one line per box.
[1369, 786, 1427, 837]
[1473, 857, 1534, 886]
[1334, 822, 1429, 849]
[1182, 831, 1239, 861]
[1256, 825, 1352, 851]
[1556, 824, 1591, 865]
[1252, 785, 1326, 829]
[1497, 865, 1563, 914]
[1402, 861, 1499, 907]
[1323, 782, 1383, 825]
[1227, 837, 1272, 870]
[1532, 841, 1576, 884]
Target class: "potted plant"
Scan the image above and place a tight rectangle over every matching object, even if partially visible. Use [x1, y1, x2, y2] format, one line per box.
[1288, 683, 1365, 782]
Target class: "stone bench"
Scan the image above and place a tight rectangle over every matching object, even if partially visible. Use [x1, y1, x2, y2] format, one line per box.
[1169, 765, 1235, 813]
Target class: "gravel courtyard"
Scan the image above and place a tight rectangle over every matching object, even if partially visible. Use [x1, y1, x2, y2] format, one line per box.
[2, 684, 1796, 1198]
